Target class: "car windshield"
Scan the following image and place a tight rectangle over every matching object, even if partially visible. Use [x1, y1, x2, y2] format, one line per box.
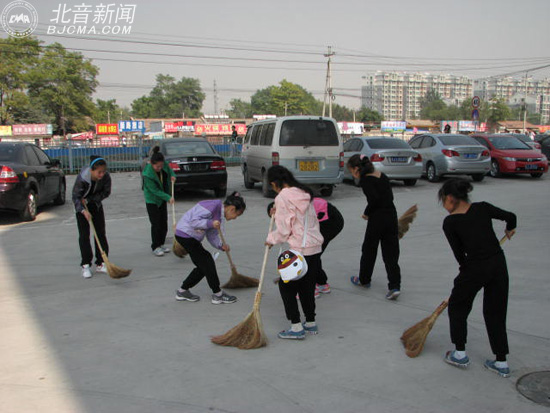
[438, 136, 479, 146]
[0, 145, 18, 161]
[163, 141, 215, 156]
[489, 137, 530, 150]
[367, 138, 410, 149]
[279, 119, 339, 146]
[506, 134, 532, 143]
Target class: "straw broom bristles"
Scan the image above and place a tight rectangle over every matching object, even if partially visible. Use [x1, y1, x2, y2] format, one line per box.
[170, 181, 188, 258]
[218, 229, 259, 289]
[398, 204, 418, 239]
[211, 216, 274, 349]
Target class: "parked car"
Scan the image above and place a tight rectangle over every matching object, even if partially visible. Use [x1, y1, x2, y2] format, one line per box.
[534, 134, 550, 159]
[140, 138, 228, 197]
[408, 134, 490, 182]
[471, 134, 548, 178]
[0, 142, 66, 221]
[343, 136, 422, 186]
[240, 116, 344, 197]
[503, 133, 542, 151]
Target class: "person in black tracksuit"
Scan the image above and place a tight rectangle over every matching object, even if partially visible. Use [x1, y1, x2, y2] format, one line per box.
[72, 156, 111, 279]
[439, 178, 516, 377]
[347, 154, 402, 300]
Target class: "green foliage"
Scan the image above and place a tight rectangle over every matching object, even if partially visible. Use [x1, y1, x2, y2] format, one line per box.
[94, 99, 130, 123]
[250, 80, 319, 116]
[357, 106, 383, 123]
[226, 99, 253, 118]
[420, 90, 448, 121]
[486, 98, 511, 124]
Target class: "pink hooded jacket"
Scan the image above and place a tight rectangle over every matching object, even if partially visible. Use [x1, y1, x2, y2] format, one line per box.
[266, 187, 324, 256]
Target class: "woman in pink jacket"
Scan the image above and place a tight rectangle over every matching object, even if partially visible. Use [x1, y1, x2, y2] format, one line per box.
[265, 166, 324, 340]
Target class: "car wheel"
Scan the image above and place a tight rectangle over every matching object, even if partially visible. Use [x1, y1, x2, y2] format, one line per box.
[320, 185, 334, 197]
[53, 180, 66, 205]
[471, 174, 485, 182]
[20, 189, 37, 221]
[490, 160, 501, 178]
[243, 167, 255, 189]
[531, 173, 543, 178]
[403, 179, 417, 186]
[214, 187, 227, 198]
[426, 163, 440, 182]
[262, 171, 275, 198]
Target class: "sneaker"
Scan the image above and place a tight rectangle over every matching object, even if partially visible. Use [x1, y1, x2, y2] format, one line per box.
[444, 350, 470, 368]
[153, 247, 164, 257]
[350, 276, 371, 288]
[314, 287, 320, 299]
[81, 264, 92, 279]
[211, 291, 237, 305]
[302, 323, 319, 335]
[277, 329, 306, 340]
[385, 289, 401, 300]
[175, 289, 200, 302]
[161, 246, 171, 254]
[317, 283, 331, 294]
[484, 360, 510, 378]
[96, 263, 108, 274]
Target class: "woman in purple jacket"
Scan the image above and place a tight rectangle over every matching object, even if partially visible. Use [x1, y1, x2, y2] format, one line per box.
[174, 192, 246, 304]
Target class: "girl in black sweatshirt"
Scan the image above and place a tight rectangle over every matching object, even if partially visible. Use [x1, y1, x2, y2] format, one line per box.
[439, 178, 516, 378]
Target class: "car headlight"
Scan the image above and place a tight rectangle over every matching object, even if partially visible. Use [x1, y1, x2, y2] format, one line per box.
[502, 157, 516, 161]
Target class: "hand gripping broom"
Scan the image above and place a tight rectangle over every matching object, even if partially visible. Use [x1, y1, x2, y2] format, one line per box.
[83, 203, 131, 279]
[401, 235, 511, 357]
[170, 181, 188, 258]
[211, 215, 274, 349]
[218, 229, 259, 289]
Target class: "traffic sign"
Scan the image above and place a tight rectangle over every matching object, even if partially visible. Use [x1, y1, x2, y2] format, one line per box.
[472, 96, 481, 108]
[472, 109, 479, 121]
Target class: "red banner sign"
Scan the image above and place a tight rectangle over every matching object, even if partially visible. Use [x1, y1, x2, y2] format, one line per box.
[538, 125, 550, 133]
[164, 121, 195, 133]
[96, 124, 119, 135]
[12, 124, 52, 135]
[194, 124, 246, 136]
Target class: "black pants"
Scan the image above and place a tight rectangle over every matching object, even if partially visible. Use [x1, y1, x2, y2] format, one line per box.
[146, 202, 168, 251]
[448, 253, 509, 359]
[279, 253, 321, 324]
[177, 236, 221, 294]
[359, 211, 401, 290]
[76, 203, 108, 266]
[317, 208, 344, 285]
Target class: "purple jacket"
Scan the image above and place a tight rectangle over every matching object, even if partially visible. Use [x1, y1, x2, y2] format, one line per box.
[175, 200, 224, 250]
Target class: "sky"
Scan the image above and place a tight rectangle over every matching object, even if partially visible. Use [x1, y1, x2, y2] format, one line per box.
[2, 0, 550, 114]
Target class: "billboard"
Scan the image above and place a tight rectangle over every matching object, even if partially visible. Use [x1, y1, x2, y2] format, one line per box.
[96, 124, 119, 135]
[12, 124, 53, 135]
[381, 121, 406, 133]
[164, 121, 195, 133]
[0, 126, 12, 136]
[118, 120, 145, 132]
[338, 122, 364, 135]
[194, 124, 247, 136]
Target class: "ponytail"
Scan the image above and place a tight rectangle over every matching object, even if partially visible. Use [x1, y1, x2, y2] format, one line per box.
[266, 165, 314, 200]
[347, 153, 374, 175]
[438, 178, 473, 203]
[150, 146, 165, 164]
[224, 191, 246, 212]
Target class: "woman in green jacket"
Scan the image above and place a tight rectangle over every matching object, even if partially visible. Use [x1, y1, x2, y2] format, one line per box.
[143, 146, 176, 256]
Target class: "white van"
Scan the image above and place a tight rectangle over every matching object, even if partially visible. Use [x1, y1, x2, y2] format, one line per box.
[240, 116, 344, 197]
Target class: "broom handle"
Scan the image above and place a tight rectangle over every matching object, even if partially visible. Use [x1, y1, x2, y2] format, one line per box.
[83, 203, 108, 261]
[217, 229, 236, 270]
[256, 215, 276, 295]
[171, 181, 176, 229]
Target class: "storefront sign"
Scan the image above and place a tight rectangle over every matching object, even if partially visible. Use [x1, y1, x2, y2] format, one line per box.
[194, 123, 246, 136]
[0, 125, 12, 136]
[12, 124, 52, 135]
[164, 121, 195, 133]
[96, 123, 119, 135]
[381, 121, 406, 133]
[118, 120, 145, 132]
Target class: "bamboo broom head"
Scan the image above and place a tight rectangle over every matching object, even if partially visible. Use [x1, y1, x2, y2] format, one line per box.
[398, 204, 418, 239]
[105, 261, 132, 279]
[400, 300, 448, 358]
[222, 266, 259, 289]
[172, 239, 188, 258]
[211, 304, 267, 350]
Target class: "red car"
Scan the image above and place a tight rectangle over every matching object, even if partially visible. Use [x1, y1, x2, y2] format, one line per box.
[472, 134, 548, 178]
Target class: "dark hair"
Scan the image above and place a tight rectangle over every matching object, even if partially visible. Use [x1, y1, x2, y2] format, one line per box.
[347, 154, 375, 175]
[438, 178, 473, 203]
[150, 146, 165, 164]
[224, 191, 246, 212]
[267, 165, 313, 199]
[89, 155, 106, 170]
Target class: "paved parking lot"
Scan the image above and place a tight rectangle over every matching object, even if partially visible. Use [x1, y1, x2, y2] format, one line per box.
[1, 167, 549, 412]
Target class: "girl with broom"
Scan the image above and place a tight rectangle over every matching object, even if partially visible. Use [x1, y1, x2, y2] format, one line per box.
[142, 146, 176, 257]
[267, 198, 344, 298]
[347, 154, 402, 300]
[174, 192, 246, 304]
[72, 155, 111, 279]
[439, 178, 516, 378]
[265, 165, 324, 340]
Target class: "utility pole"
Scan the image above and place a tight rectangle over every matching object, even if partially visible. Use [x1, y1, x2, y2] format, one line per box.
[284, 102, 288, 116]
[322, 46, 335, 118]
[213, 80, 219, 115]
[107, 110, 110, 124]
[523, 71, 528, 134]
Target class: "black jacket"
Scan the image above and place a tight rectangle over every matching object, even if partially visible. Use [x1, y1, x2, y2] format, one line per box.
[72, 166, 111, 213]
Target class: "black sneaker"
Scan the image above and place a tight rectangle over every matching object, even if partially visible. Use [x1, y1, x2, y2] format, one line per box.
[176, 289, 200, 302]
[211, 291, 237, 305]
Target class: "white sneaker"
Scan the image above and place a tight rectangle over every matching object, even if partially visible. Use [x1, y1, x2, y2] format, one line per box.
[153, 247, 164, 257]
[96, 263, 108, 273]
[81, 264, 92, 279]
[161, 246, 171, 254]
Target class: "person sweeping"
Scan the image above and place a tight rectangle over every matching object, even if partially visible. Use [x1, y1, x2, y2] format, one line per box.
[347, 154, 402, 300]
[439, 178, 516, 378]
[72, 155, 111, 279]
[142, 146, 176, 257]
[265, 165, 324, 340]
[174, 192, 246, 304]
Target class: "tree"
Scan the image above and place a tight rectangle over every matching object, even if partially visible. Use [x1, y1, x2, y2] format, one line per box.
[226, 98, 253, 118]
[250, 80, 319, 116]
[420, 89, 448, 121]
[357, 106, 383, 123]
[487, 98, 511, 124]
[94, 99, 130, 123]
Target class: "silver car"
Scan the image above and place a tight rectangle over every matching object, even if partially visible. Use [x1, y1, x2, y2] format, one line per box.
[408, 134, 490, 182]
[343, 137, 422, 186]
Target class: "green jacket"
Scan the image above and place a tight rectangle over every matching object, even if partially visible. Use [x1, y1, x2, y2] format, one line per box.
[142, 161, 176, 206]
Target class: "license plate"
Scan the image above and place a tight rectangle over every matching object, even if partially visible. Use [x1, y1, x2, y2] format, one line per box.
[525, 164, 538, 170]
[463, 153, 477, 159]
[390, 157, 407, 163]
[299, 161, 319, 172]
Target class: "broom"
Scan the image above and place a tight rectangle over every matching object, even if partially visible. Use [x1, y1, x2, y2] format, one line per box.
[211, 215, 274, 349]
[401, 234, 512, 358]
[83, 203, 131, 279]
[219, 229, 259, 289]
[398, 204, 418, 239]
[170, 181, 188, 258]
